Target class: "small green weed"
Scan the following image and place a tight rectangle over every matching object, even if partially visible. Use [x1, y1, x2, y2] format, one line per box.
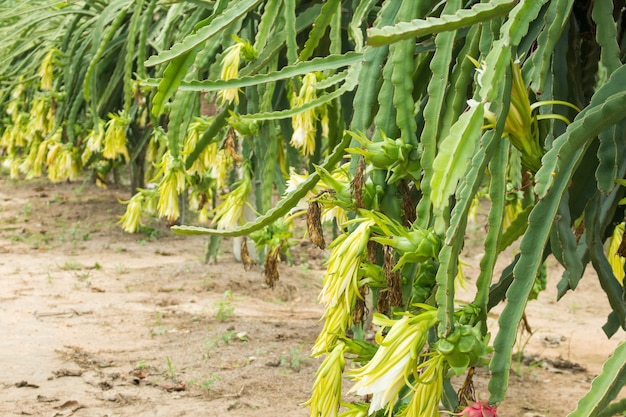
[60, 260, 84, 271]
[221, 330, 248, 343]
[74, 271, 91, 289]
[165, 356, 176, 379]
[281, 345, 305, 370]
[189, 374, 221, 391]
[141, 226, 161, 240]
[68, 222, 90, 243]
[151, 311, 167, 336]
[203, 331, 248, 360]
[18, 202, 32, 219]
[214, 290, 235, 321]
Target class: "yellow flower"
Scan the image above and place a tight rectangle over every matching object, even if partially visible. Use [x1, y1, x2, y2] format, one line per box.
[304, 342, 346, 417]
[156, 155, 186, 223]
[399, 353, 445, 417]
[7, 82, 25, 119]
[348, 308, 438, 415]
[311, 218, 374, 355]
[183, 117, 215, 175]
[8, 113, 27, 151]
[211, 168, 252, 230]
[198, 206, 210, 224]
[143, 190, 159, 216]
[218, 37, 257, 105]
[38, 49, 56, 91]
[8, 157, 20, 180]
[56, 146, 80, 182]
[319, 219, 374, 308]
[214, 148, 234, 190]
[608, 222, 625, 285]
[119, 192, 145, 233]
[103, 111, 130, 162]
[312, 300, 352, 356]
[45, 136, 80, 183]
[19, 137, 41, 176]
[81, 119, 106, 165]
[29, 137, 54, 179]
[0, 126, 11, 149]
[146, 127, 167, 164]
[290, 73, 319, 156]
[29, 95, 51, 135]
[45, 140, 63, 181]
[219, 43, 243, 105]
[33, 129, 79, 183]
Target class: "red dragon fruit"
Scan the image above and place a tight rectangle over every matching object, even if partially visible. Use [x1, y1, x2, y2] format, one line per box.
[459, 401, 497, 417]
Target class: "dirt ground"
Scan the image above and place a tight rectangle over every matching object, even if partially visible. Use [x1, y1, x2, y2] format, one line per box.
[0, 176, 624, 417]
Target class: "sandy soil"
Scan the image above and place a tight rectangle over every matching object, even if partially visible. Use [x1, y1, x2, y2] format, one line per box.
[0, 176, 624, 417]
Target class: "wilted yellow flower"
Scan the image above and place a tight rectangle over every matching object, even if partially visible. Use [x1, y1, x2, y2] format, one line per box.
[211, 168, 252, 230]
[284, 166, 349, 225]
[304, 342, 346, 417]
[284, 169, 313, 214]
[608, 222, 625, 285]
[218, 37, 257, 105]
[119, 192, 145, 233]
[103, 111, 130, 162]
[348, 308, 438, 415]
[290, 73, 319, 156]
[155, 153, 187, 223]
[399, 352, 445, 417]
